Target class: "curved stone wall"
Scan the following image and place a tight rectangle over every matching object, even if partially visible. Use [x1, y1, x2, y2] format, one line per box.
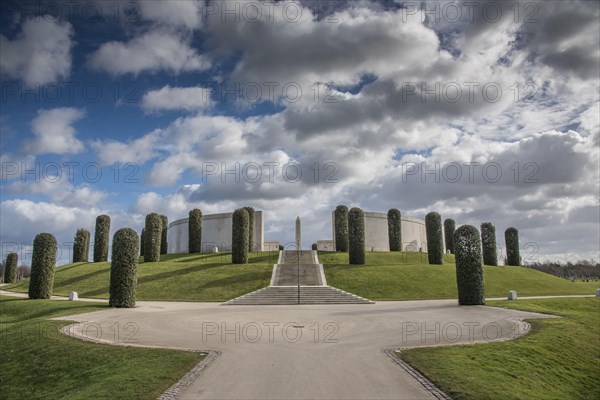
[331, 211, 427, 252]
[167, 211, 264, 254]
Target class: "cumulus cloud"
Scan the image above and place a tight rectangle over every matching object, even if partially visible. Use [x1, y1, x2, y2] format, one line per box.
[22, 108, 85, 155]
[91, 131, 160, 165]
[0, 199, 147, 265]
[141, 85, 213, 112]
[2, 1, 600, 262]
[137, 0, 202, 29]
[88, 31, 210, 75]
[6, 180, 108, 208]
[0, 18, 73, 86]
[205, 3, 443, 87]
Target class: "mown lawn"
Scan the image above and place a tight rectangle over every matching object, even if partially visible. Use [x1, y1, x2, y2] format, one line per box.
[399, 298, 600, 400]
[0, 296, 202, 400]
[320, 251, 598, 300]
[4, 251, 277, 301]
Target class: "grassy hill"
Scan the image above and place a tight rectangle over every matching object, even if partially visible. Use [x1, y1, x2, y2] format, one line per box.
[4, 251, 597, 302]
[0, 296, 202, 399]
[4, 252, 277, 302]
[320, 252, 598, 300]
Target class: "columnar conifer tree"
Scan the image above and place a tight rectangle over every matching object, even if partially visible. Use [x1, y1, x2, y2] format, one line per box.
[73, 229, 90, 262]
[109, 228, 139, 308]
[3, 252, 18, 284]
[244, 206, 255, 253]
[454, 225, 485, 305]
[505, 227, 521, 266]
[28, 233, 57, 299]
[93, 215, 111, 262]
[144, 213, 162, 262]
[334, 205, 349, 252]
[425, 212, 444, 264]
[160, 215, 168, 255]
[387, 209, 402, 251]
[444, 219, 456, 254]
[481, 222, 498, 266]
[348, 207, 365, 265]
[188, 209, 203, 253]
[232, 208, 249, 264]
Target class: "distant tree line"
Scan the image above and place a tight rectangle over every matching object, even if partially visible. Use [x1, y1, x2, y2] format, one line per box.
[525, 260, 600, 281]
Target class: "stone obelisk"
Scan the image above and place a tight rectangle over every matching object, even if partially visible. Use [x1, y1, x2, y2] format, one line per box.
[295, 216, 301, 250]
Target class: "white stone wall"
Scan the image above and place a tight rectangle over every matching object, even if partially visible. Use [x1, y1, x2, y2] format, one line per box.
[364, 212, 390, 251]
[331, 211, 427, 252]
[263, 240, 280, 252]
[167, 211, 264, 254]
[317, 240, 334, 251]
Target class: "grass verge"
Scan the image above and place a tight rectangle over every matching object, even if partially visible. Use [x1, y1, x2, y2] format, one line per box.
[320, 252, 598, 300]
[0, 296, 203, 400]
[399, 297, 600, 400]
[4, 251, 278, 301]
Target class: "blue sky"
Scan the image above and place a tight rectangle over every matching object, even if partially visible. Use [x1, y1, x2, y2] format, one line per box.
[1, 0, 599, 265]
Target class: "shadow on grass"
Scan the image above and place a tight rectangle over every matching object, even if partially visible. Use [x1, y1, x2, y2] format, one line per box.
[137, 263, 225, 285]
[54, 268, 108, 287]
[1, 302, 110, 323]
[176, 253, 233, 263]
[194, 271, 270, 291]
[56, 262, 93, 272]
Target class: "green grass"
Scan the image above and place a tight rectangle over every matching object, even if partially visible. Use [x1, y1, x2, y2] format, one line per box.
[320, 251, 598, 300]
[0, 296, 202, 400]
[399, 298, 600, 400]
[5, 251, 597, 302]
[4, 251, 278, 301]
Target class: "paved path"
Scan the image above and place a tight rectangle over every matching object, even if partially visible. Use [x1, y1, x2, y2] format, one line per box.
[50, 299, 554, 400]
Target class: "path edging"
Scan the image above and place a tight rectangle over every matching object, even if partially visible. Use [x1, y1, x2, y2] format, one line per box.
[157, 350, 221, 400]
[383, 348, 452, 400]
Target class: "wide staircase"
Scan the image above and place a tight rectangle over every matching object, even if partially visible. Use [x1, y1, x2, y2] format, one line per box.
[224, 250, 373, 305]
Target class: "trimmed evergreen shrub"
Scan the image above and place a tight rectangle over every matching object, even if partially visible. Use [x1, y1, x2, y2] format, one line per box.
[425, 212, 444, 264]
[93, 214, 111, 262]
[481, 222, 498, 266]
[28, 233, 57, 299]
[244, 206, 255, 253]
[232, 208, 249, 264]
[140, 228, 146, 256]
[311, 243, 318, 251]
[278, 244, 284, 251]
[188, 209, 203, 253]
[334, 205, 349, 252]
[144, 213, 162, 262]
[4, 252, 18, 284]
[109, 228, 139, 308]
[505, 227, 520, 266]
[348, 207, 365, 265]
[454, 225, 485, 305]
[73, 229, 90, 262]
[160, 215, 168, 255]
[444, 219, 456, 254]
[387, 208, 402, 251]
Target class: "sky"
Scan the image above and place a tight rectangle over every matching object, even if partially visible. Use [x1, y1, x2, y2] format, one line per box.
[0, 0, 599, 266]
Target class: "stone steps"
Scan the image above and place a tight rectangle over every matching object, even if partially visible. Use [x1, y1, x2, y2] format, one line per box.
[224, 286, 373, 305]
[282, 250, 314, 264]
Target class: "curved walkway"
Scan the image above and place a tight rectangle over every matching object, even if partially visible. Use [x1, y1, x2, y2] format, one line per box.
[43, 297, 555, 400]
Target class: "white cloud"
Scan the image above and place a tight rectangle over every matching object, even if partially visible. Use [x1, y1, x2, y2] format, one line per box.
[88, 31, 210, 75]
[6, 180, 107, 208]
[0, 199, 147, 265]
[0, 18, 73, 86]
[137, 0, 202, 29]
[22, 108, 85, 155]
[141, 85, 213, 112]
[91, 130, 159, 165]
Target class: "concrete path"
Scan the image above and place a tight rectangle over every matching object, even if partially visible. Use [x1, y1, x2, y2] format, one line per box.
[51, 299, 554, 400]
